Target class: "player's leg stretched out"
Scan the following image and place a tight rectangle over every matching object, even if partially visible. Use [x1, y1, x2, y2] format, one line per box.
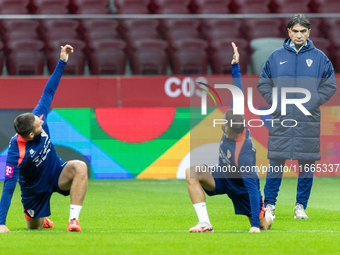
[186, 166, 215, 233]
[58, 160, 88, 232]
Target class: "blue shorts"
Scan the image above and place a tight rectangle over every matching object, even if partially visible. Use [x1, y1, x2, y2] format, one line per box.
[22, 161, 70, 220]
[203, 166, 264, 218]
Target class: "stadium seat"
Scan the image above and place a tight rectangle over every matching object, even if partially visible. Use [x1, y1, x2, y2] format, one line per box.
[324, 18, 340, 40]
[3, 30, 40, 51]
[271, 0, 311, 13]
[151, 0, 191, 14]
[244, 19, 283, 41]
[0, 6, 29, 14]
[0, 0, 29, 9]
[88, 39, 127, 75]
[69, 0, 108, 13]
[30, 0, 69, 13]
[130, 39, 168, 75]
[250, 37, 284, 74]
[210, 38, 249, 74]
[115, 0, 150, 14]
[195, 3, 230, 14]
[43, 28, 79, 45]
[6, 39, 45, 75]
[42, 19, 80, 33]
[46, 39, 86, 75]
[205, 19, 243, 42]
[191, 0, 231, 12]
[35, 5, 69, 14]
[81, 19, 119, 34]
[331, 40, 340, 72]
[0, 41, 4, 75]
[313, 0, 340, 13]
[232, 0, 271, 13]
[311, 38, 331, 59]
[120, 19, 158, 35]
[171, 38, 208, 74]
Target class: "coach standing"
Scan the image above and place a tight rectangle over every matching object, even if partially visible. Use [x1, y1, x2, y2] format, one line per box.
[257, 13, 336, 219]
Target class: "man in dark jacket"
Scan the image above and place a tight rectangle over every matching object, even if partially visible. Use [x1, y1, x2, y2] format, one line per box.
[257, 13, 336, 219]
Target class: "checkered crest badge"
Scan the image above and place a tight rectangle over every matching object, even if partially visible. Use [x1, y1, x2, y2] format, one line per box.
[27, 209, 34, 218]
[306, 59, 313, 67]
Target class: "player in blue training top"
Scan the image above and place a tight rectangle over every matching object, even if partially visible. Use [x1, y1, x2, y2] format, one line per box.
[186, 43, 274, 233]
[0, 45, 87, 233]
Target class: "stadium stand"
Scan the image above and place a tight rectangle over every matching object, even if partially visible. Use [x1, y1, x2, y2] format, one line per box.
[88, 39, 127, 75]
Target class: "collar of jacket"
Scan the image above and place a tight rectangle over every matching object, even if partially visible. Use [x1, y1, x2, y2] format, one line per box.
[283, 38, 315, 53]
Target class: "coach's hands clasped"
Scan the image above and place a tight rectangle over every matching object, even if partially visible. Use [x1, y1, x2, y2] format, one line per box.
[60, 45, 74, 62]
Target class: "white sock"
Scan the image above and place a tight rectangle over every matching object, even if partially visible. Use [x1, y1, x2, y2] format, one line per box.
[69, 204, 82, 222]
[193, 202, 211, 225]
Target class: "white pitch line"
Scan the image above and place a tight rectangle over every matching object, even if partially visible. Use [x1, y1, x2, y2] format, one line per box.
[10, 229, 340, 233]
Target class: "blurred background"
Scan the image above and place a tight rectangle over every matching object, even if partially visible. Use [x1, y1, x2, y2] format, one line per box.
[0, 0, 339, 76]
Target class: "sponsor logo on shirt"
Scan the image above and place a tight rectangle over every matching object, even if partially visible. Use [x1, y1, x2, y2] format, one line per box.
[5, 165, 14, 178]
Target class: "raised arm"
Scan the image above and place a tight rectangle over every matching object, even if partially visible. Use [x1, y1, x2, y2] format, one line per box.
[33, 45, 74, 118]
[231, 42, 243, 108]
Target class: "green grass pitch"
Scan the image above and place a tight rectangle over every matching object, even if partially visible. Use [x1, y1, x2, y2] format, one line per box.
[1, 178, 339, 255]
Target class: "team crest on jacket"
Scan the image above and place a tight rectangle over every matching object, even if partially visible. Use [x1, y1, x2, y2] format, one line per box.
[306, 59, 313, 67]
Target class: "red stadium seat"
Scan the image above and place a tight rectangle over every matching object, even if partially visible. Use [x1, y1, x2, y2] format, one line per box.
[115, 0, 150, 14]
[232, 0, 271, 13]
[331, 40, 340, 72]
[313, 0, 340, 13]
[0, 6, 29, 14]
[88, 39, 127, 75]
[151, 0, 191, 13]
[0, 41, 4, 75]
[81, 19, 119, 33]
[42, 19, 79, 33]
[69, 0, 108, 13]
[83, 29, 120, 47]
[76, 6, 110, 14]
[47, 39, 86, 75]
[6, 39, 45, 75]
[171, 38, 208, 74]
[244, 19, 283, 41]
[30, 0, 69, 13]
[311, 38, 331, 58]
[195, 3, 230, 14]
[35, 6, 69, 14]
[130, 39, 168, 75]
[205, 19, 243, 42]
[43, 28, 79, 45]
[162, 19, 200, 31]
[271, 0, 311, 13]
[120, 19, 158, 35]
[210, 38, 249, 74]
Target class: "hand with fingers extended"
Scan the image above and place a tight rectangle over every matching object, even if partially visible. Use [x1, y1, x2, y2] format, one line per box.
[0, 225, 10, 233]
[60, 44, 74, 62]
[231, 42, 239, 65]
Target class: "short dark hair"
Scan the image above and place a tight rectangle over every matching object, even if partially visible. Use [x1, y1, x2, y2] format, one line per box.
[222, 109, 245, 134]
[287, 13, 311, 30]
[14, 113, 35, 137]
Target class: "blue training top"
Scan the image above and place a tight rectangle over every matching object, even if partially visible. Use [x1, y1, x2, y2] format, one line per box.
[223, 63, 262, 228]
[0, 60, 67, 225]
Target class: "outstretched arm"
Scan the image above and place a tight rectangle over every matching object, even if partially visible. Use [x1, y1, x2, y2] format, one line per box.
[33, 45, 74, 118]
[231, 42, 243, 108]
[0, 147, 21, 233]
